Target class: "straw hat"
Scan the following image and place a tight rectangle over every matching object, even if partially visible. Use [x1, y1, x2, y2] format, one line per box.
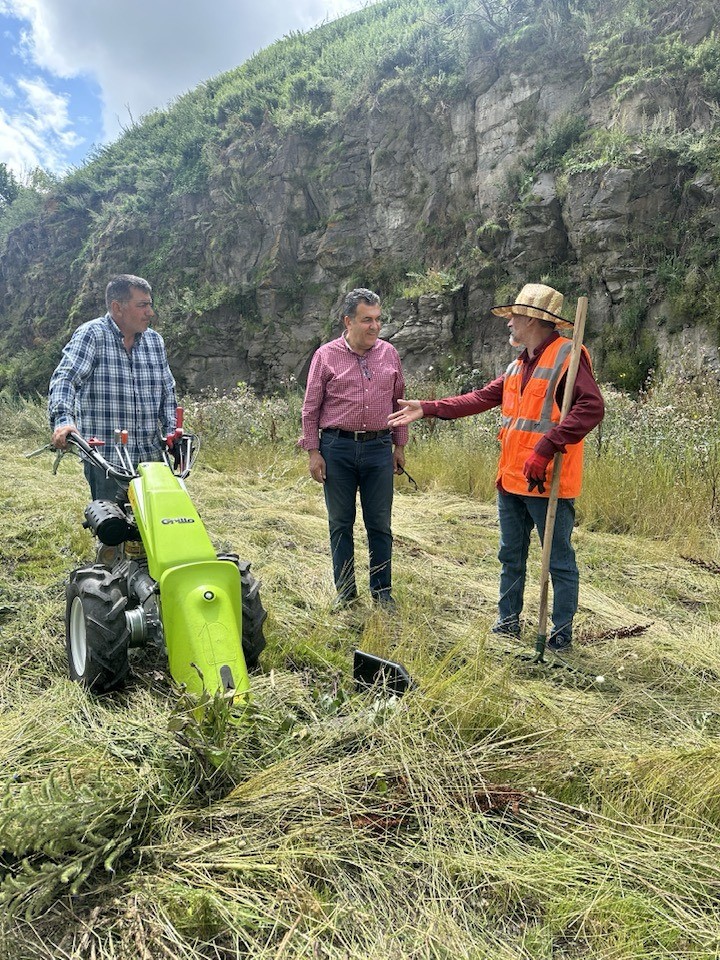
[491, 283, 572, 328]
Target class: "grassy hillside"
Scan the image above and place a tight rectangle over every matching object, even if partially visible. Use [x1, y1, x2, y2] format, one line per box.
[0, 0, 465, 391]
[1, 0, 719, 395]
[2, 381, 720, 957]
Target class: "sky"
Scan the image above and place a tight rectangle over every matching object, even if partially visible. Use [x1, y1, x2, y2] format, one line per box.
[0, 0, 379, 179]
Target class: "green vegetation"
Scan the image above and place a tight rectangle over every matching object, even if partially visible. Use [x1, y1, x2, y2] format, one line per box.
[657, 247, 720, 332]
[0, 166, 56, 245]
[3, 376, 720, 957]
[401, 268, 463, 299]
[0, 163, 19, 207]
[210, 0, 465, 136]
[599, 288, 659, 392]
[1, 0, 468, 243]
[0, 0, 719, 396]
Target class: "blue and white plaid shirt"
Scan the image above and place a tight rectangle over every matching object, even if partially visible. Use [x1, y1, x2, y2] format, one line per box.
[48, 313, 177, 469]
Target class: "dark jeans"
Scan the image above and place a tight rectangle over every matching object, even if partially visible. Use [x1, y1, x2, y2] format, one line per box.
[497, 490, 579, 644]
[83, 461, 126, 502]
[320, 431, 394, 600]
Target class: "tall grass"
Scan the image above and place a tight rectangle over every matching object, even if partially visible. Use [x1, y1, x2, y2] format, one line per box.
[3, 372, 720, 957]
[179, 371, 720, 561]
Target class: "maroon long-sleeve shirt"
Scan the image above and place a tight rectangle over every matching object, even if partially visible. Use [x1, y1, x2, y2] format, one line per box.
[420, 332, 604, 460]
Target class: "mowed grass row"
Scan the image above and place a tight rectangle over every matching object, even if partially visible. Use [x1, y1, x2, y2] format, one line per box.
[1, 384, 720, 958]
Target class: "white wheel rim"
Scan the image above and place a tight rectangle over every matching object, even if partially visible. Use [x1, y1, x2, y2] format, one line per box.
[69, 595, 87, 676]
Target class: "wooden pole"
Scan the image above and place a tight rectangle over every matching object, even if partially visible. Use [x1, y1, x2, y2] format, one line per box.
[534, 296, 588, 662]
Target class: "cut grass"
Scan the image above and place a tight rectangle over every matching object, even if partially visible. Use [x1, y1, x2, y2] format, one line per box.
[3, 434, 720, 958]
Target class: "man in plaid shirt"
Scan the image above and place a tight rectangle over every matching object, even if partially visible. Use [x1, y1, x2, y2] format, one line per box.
[299, 288, 408, 610]
[48, 274, 176, 500]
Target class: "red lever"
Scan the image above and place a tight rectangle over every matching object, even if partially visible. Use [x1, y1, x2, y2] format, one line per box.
[87, 437, 106, 447]
[120, 430, 129, 445]
[174, 406, 184, 440]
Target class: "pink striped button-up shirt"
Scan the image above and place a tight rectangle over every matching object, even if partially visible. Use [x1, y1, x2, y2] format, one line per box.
[299, 335, 408, 450]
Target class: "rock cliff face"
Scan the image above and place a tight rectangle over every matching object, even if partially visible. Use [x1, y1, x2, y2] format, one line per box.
[1, 0, 719, 395]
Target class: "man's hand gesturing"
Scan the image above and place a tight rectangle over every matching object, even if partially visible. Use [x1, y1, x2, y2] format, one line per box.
[388, 399, 424, 428]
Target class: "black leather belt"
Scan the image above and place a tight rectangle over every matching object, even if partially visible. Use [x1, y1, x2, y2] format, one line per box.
[322, 428, 391, 442]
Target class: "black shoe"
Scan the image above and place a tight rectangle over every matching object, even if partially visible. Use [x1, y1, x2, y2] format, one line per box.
[547, 635, 572, 653]
[332, 592, 359, 612]
[372, 593, 397, 613]
[491, 618, 521, 639]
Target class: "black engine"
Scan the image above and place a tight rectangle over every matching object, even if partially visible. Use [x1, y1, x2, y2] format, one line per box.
[83, 499, 139, 546]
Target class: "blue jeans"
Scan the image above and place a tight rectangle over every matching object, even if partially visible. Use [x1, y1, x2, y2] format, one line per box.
[320, 431, 395, 600]
[497, 491, 579, 644]
[84, 461, 126, 502]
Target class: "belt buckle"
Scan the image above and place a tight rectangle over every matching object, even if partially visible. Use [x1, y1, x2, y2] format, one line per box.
[354, 431, 362, 441]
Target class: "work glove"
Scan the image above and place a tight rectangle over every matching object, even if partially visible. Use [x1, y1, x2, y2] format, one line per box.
[523, 451, 552, 494]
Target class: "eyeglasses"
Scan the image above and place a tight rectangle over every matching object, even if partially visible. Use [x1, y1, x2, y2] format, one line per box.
[398, 465, 418, 491]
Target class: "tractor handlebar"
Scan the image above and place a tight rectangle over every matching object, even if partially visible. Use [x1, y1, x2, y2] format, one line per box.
[66, 427, 199, 482]
[66, 433, 138, 483]
[29, 407, 197, 481]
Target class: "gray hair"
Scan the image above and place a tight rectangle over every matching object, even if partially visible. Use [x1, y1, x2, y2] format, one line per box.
[341, 287, 380, 319]
[105, 274, 152, 310]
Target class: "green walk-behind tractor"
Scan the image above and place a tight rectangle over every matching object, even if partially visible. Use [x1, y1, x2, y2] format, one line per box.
[61, 411, 267, 698]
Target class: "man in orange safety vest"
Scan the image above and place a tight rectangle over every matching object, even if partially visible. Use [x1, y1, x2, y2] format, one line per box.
[388, 283, 604, 652]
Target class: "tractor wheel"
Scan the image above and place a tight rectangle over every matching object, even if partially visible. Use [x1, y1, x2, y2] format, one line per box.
[65, 565, 131, 692]
[239, 560, 267, 669]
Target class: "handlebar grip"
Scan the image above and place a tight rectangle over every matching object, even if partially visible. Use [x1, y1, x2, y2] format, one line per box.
[66, 432, 136, 482]
[66, 432, 92, 456]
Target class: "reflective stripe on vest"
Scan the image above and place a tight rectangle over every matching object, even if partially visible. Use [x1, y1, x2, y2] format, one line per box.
[497, 338, 586, 498]
[500, 341, 573, 433]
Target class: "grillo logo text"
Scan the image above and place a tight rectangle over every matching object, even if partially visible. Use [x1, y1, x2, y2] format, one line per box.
[161, 517, 196, 525]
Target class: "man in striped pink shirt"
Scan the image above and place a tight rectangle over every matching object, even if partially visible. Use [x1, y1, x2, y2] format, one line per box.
[299, 289, 408, 609]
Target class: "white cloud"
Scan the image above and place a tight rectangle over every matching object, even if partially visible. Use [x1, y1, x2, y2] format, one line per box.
[0, 75, 82, 174]
[18, 77, 82, 146]
[1, 0, 379, 142]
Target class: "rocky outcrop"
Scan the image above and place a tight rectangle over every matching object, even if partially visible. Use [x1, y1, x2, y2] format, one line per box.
[1, 0, 719, 395]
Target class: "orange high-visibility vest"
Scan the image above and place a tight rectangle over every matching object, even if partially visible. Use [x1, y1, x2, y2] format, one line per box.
[497, 337, 590, 498]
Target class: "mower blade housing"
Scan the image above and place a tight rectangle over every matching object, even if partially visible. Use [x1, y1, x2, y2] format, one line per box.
[160, 559, 249, 697]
